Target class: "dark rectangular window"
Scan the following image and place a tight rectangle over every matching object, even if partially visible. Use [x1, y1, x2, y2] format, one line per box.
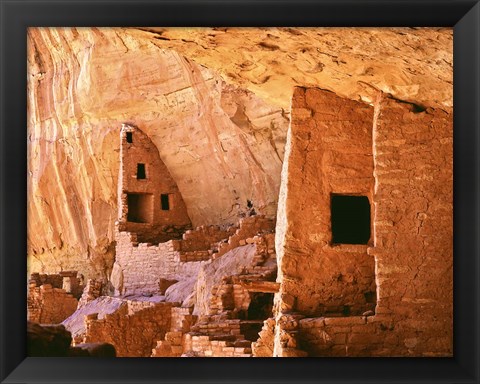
[161, 194, 170, 210]
[137, 163, 146, 179]
[331, 194, 370, 244]
[127, 193, 153, 223]
[126, 132, 133, 143]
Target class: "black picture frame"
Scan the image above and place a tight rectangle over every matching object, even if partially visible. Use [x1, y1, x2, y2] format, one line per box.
[1, 1, 479, 383]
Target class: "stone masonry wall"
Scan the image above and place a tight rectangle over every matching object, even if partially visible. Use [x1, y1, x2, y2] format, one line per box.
[275, 87, 376, 317]
[112, 230, 208, 296]
[117, 124, 191, 243]
[367, 93, 453, 356]
[83, 301, 174, 357]
[182, 334, 252, 357]
[275, 88, 452, 357]
[298, 316, 391, 356]
[28, 284, 78, 324]
[213, 216, 275, 259]
[27, 272, 82, 324]
[112, 215, 275, 296]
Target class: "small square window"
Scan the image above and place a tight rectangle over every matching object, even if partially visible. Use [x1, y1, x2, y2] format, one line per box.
[161, 194, 170, 210]
[126, 132, 133, 143]
[137, 163, 146, 179]
[331, 195, 370, 245]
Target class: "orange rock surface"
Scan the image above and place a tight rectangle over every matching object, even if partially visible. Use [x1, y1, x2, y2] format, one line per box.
[27, 27, 452, 282]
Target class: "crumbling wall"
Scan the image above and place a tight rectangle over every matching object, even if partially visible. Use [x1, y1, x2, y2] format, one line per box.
[83, 301, 174, 357]
[182, 334, 252, 357]
[112, 230, 209, 296]
[180, 225, 235, 252]
[28, 285, 78, 324]
[213, 216, 275, 259]
[151, 331, 185, 357]
[275, 87, 376, 317]
[27, 272, 82, 323]
[151, 231, 278, 357]
[112, 215, 275, 297]
[194, 232, 276, 318]
[77, 279, 103, 308]
[170, 307, 197, 332]
[252, 318, 276, 357]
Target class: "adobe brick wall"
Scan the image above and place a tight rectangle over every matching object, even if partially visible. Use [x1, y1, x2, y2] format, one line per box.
[275, 87, 376, 317]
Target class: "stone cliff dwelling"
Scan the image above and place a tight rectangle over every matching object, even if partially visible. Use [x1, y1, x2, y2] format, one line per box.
[26, 27, 453, 358]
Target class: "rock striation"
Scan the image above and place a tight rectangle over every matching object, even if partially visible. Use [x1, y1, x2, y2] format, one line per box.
[27, 27, 288, 278]
[133, 27, 453, 110]
[27, 27, 452, 358]
[27, 27, 451, 279]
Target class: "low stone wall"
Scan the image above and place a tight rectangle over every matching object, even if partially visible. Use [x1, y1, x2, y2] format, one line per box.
[183, 334, 252, 357]
[180, 225, 235, 252]
[151, 331, 184, 357]
[28, 284, 78, 324]
[214, 216, 275, 259]
[112, 216, 275, 297]
[190, 318, 243, 338]
[297, 314, 450, 357]
[112, 231, 208, 295]
[28, 275, 79, 324]
[83, 301, 174, 357]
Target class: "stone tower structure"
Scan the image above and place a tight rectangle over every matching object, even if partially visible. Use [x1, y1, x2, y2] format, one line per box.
[117, 123, 192, 243]
[272, 87, 453, 357]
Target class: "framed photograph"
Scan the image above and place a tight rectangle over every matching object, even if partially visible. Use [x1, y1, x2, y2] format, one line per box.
[1, 0, 479, 383]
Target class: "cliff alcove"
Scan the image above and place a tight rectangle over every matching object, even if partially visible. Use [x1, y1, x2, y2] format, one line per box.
[27, 27, 452, 357]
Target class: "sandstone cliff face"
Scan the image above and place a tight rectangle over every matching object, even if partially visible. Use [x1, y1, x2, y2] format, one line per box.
[27, 28, 288, 278]
[27, 27, 452, 279]
[133, 27, 452, 110]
